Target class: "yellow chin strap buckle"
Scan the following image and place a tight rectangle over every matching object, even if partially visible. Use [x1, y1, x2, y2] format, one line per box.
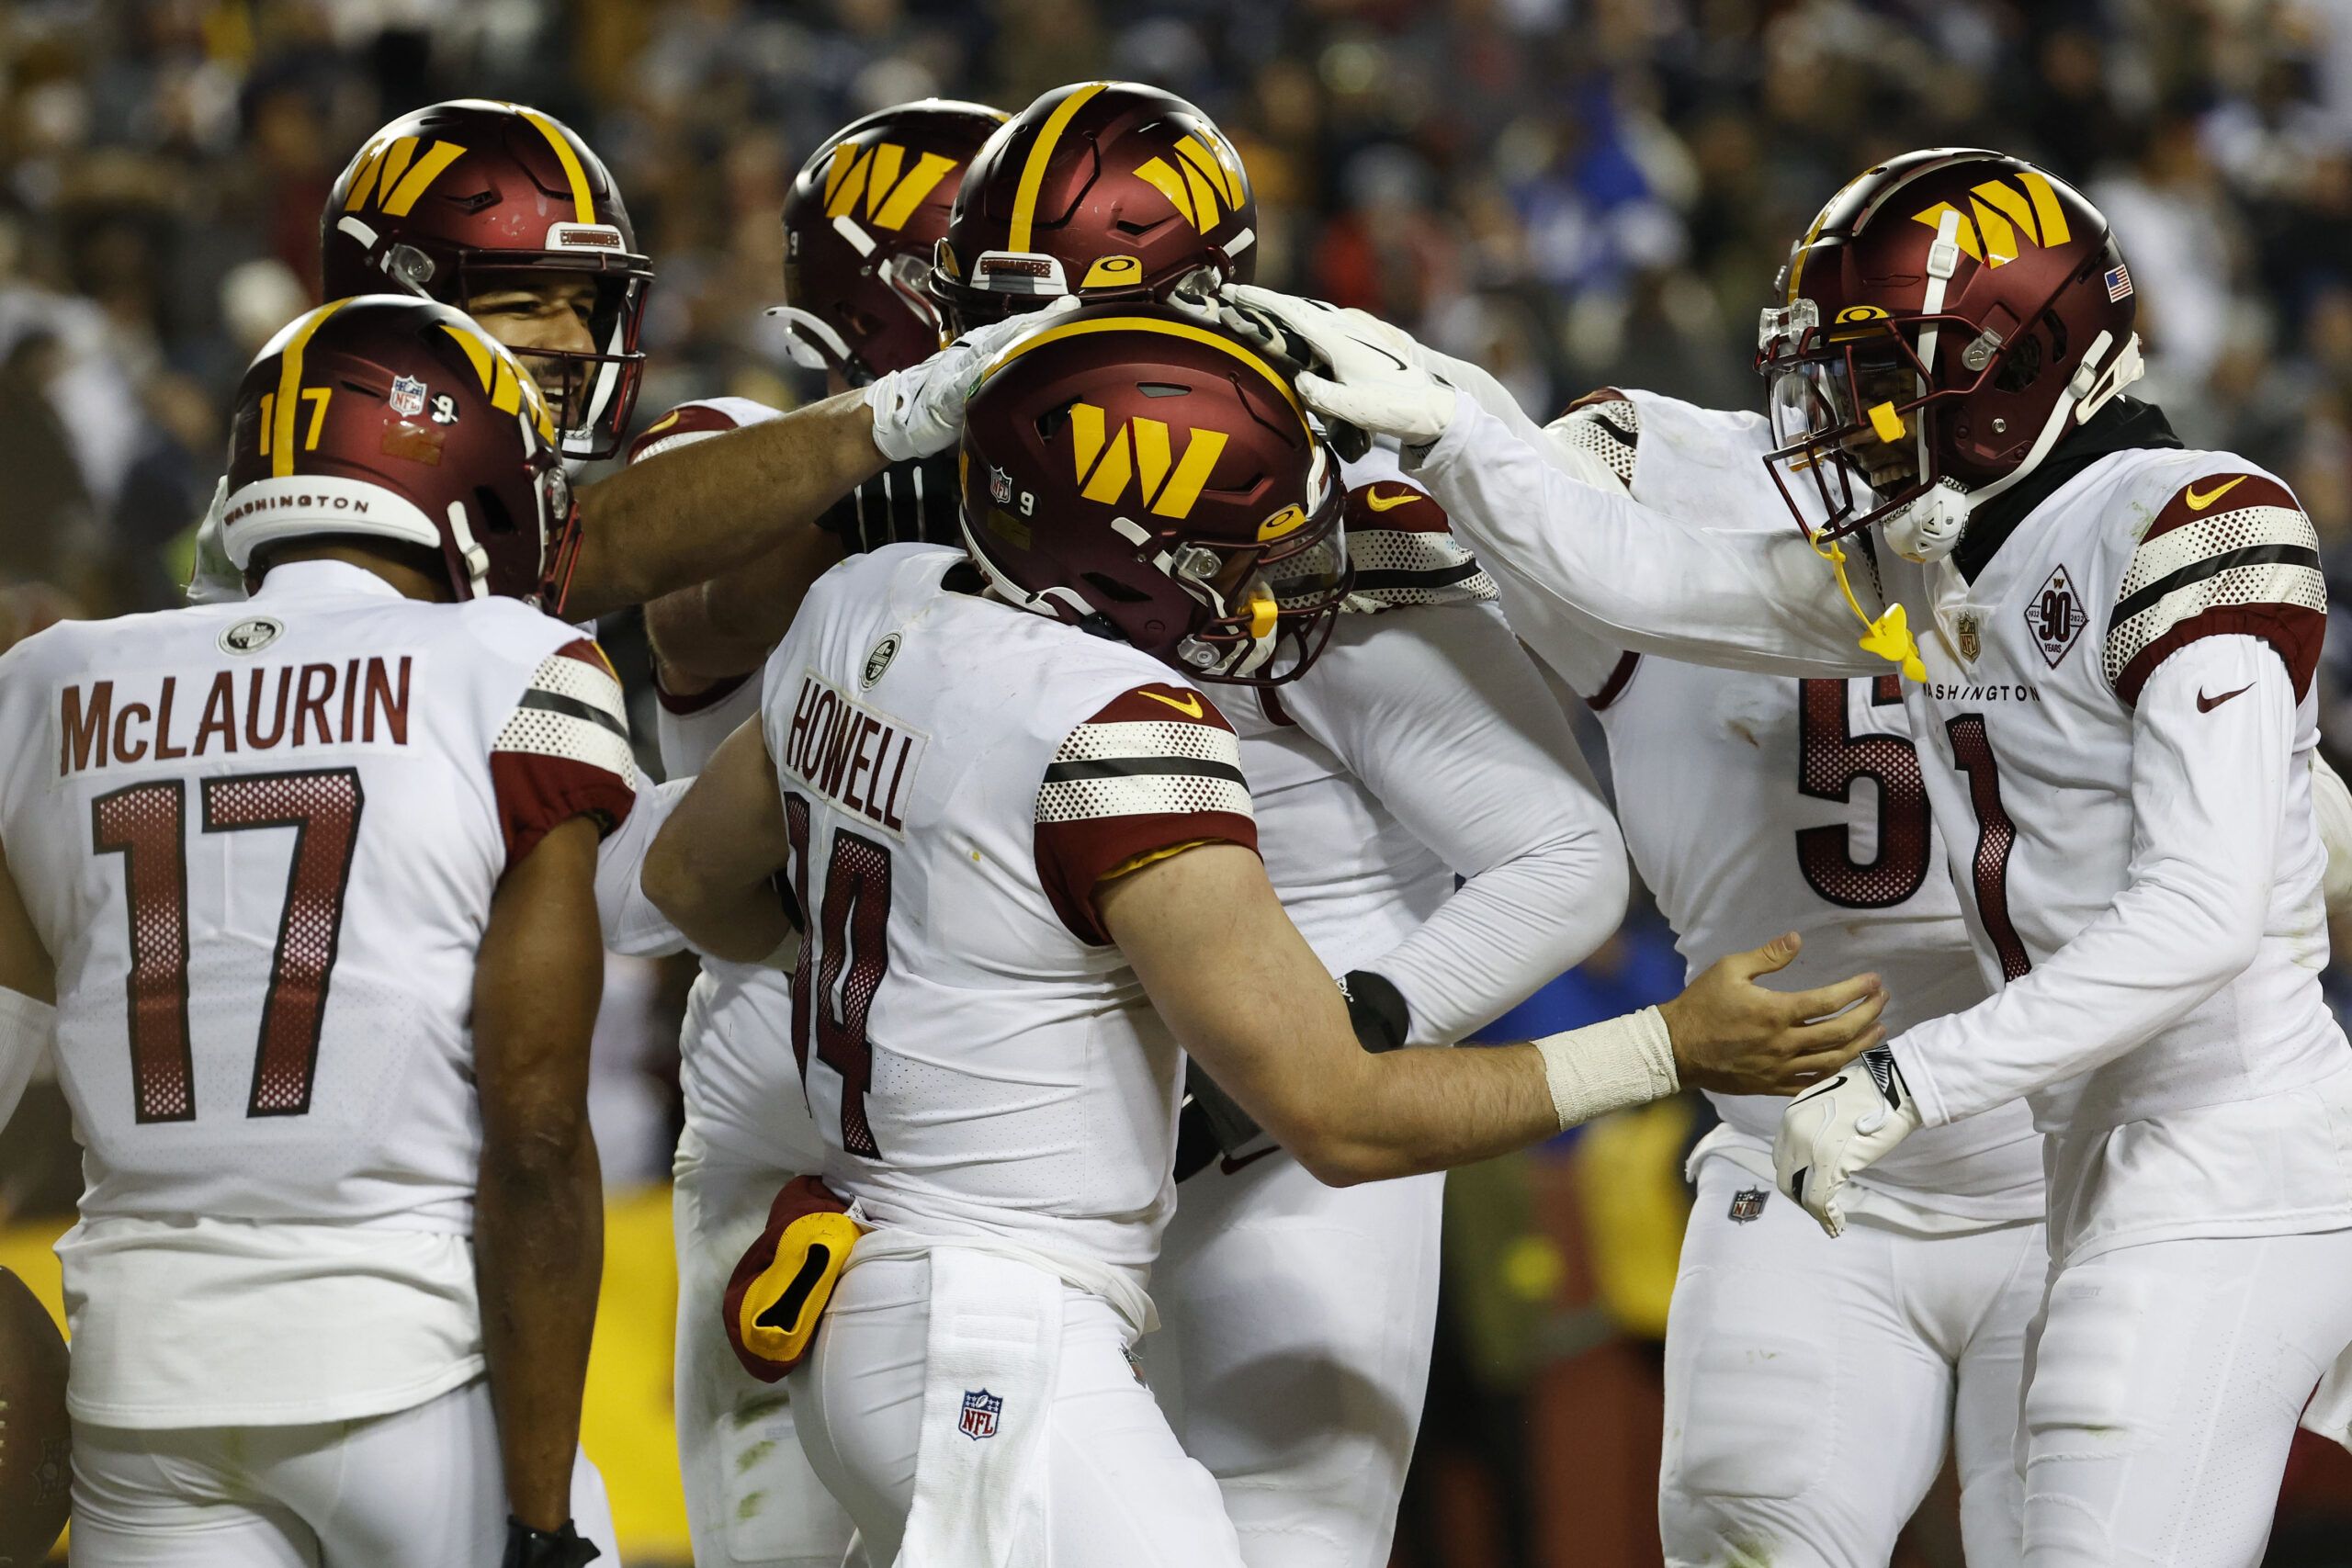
[1246, 585, 1277, 640]
[1809, 534, 1926, 682]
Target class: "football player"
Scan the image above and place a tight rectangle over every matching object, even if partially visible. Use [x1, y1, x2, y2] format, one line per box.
[905, 82, 1637, 1566]
[0, 299, 634, 1566]
[187, 96, 1039, 631]
[622, 97, 1006, 1568]
[1249, 150, 2352, 1567]
[641, 307, 1887, 1566]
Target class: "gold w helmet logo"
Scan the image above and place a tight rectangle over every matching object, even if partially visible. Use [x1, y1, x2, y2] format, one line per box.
[1069, 402, 1227, 519]
[1134, 132, 1247, 234]
[1910, 171, 2073, 267]
[438, 323, 557, 445]
[341, 136, 469, 218]
[822, 141, 959, 231]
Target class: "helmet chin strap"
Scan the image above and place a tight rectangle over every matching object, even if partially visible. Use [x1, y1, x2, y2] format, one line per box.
[1881, 325, 2144, 565]
[764, 304, 855, 374]
[445, 502, 492, 600]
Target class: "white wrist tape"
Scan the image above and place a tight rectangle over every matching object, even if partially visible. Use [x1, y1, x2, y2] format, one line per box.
[0, 986, 57, 1131]
[1532, 1006, 1678, 1131]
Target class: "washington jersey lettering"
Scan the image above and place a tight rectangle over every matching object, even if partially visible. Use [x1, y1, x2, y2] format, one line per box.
[759, 545, 1254, 1279]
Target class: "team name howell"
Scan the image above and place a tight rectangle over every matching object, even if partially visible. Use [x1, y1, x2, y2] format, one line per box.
[781, 672, 926, 837]
[58, 659, 413, 777]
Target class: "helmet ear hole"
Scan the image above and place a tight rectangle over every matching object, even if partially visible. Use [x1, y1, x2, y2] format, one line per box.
[1995, 333, 2044, 393]
[474, 486, 519, 535]
[1082, 571, 1153, 604]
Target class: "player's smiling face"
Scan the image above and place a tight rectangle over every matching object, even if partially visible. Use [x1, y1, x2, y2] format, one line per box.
[463, 274, 599, 407]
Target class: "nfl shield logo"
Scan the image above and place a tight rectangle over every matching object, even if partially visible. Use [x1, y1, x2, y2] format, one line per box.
[388, 375, 426, 417]
[959, 1388, 1002, 1440]
[1956, 611, 1981, 663]
[989, 465, 1013, 506]
[1728, 1187, 1769, 1224]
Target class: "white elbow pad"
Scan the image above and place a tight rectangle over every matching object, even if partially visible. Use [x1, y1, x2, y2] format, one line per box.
[1532, 1006, 1679, 1130]
[0, 987, 56, 1131]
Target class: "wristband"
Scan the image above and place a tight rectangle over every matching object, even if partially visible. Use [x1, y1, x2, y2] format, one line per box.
[503, 1517, 600, 1568]
[1531, 1006, 1678, 1131]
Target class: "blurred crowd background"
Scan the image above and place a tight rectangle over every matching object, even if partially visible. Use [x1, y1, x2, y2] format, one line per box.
[8, 0, 2352, 1562]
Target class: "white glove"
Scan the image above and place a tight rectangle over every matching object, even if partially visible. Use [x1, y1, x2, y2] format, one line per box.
[1772, 1045, 1923, 1237]
[863, 299, 1078, 463]
[1213, 286, 1459, 452]
[186, 476, 248, 604]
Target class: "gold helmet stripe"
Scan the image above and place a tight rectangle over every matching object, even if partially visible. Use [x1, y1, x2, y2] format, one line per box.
[1009, 82, 1108, 254]
[271, 299, 349, 479]
[514, 105, 596, 224]
[989, 314, 1304, 423]
[381, 140, 468, 218]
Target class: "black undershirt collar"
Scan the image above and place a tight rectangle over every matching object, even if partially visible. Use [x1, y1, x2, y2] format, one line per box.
[1950, 397, 2183, 583]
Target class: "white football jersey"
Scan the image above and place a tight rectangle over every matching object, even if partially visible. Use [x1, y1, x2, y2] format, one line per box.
[757, 546, 1257, 1283]
[1560, 396, 2041, 1219]
[1216, 462, 1623, 1044]
[1416, 387, 2348, 1262]
[1874, 444, 2347, 1258]
[0, 559, 636, 1423]
[655, 667, 827, 1172]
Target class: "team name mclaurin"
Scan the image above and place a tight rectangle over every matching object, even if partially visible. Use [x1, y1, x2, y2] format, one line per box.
[58, 659, 412, 777]
[781, 671, 926, 837]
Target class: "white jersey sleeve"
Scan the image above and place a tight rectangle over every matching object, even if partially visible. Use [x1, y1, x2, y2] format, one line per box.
[655, 669, 763, 779]
[1895, 640, 2306, 1125]
[596, 775, 689, 957]
[1410, 396, 1877, 679]
[1274, 598, 1626, 1043]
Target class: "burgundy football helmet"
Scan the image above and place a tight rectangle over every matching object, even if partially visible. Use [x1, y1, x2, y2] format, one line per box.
[772, 100, 1007, 383]
[221, 296, 579, 609]
[1758, 148, 2143, 558]
[932, 82, 1257, 334]
[321, 99, 652, 460]
[958, 304, 1349, 683]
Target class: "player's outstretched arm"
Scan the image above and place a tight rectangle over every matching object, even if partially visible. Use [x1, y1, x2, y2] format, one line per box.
[473, 815, 606, 1543]
[564, 305, 1072, 621]
[1101, 843, 1883, 1186]
[0, 838, 54, 1130]
[643, 525, 843, 688]
[641, 716, 796, 964]
[565, 391, 882, 622]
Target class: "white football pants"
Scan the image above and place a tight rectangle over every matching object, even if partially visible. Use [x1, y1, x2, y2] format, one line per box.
[2018, 1226, 2352, 1566]
[70, 1377, 616, 1567]
[1143, 1153, 1444, 1568]
[673, 1126, 856, 1568]
[1661, 1157, 2046, 1568]
[794, 1253, 1245, 1567]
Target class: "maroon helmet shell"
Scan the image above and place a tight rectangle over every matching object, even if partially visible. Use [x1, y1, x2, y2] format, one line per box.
[775, 100, 1007, 382]
[957, 304, 1348, 684]
[320, 99, 652, 459]
[1758, 148, 2139, 542]
[933, 82, 1257, 334]
[222, 296, 578, 610]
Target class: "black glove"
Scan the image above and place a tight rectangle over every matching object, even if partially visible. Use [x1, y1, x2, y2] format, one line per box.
[503, 1517, 600, 1568]
[819, 453, 962, 553]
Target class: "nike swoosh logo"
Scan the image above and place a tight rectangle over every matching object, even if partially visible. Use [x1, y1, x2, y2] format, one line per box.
[1220, 1146, 1281, 1176]
[1362, 486, 1423, 513]
[2185, 476, 2246, 511]
[2197, 683, 2254, 712]
[1140, 689, 1204, 719]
